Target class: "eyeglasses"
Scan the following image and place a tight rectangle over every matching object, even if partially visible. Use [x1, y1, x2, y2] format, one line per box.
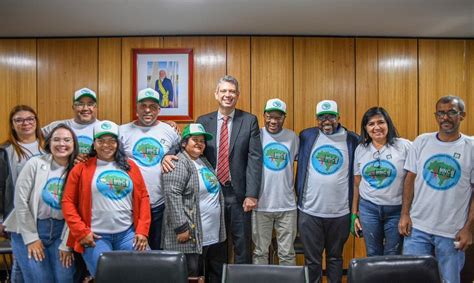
[434, 110, 461, 119]
[264, 114, 285, 122]
[95, 138, 117, 146]
[138, 103, 160, 111]
[13, 117, 36, 125]
[373, 150, 382, 168]
[52, 137, 74, 144]
[74, 102, 96, 109]
[317, 114, 337, 122]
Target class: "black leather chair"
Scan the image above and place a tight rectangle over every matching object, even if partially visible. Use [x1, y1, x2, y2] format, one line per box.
[222, 264, 309, 283]
[95, 250, 188, 283]
[347, 255, 442, 283]
[0, 239, 12, 282]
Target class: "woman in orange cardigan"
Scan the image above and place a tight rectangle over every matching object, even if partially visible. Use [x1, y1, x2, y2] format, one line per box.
[62, 120, 151, 277]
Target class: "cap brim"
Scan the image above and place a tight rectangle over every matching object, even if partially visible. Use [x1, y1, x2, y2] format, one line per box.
[184, 132, 214, 141]
[264, 107, 286, 114]
[317, 111, 338, 116]
[138, 97, 160, 104]
[75, 94, 97, 102]
[94, 132, 118, 139]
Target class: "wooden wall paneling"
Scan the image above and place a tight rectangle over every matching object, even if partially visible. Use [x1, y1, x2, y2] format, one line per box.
[37, 38, 98, 126]
[121, 37, 163, 124]
[378, 39, 418, 140]
[467, 40, 474, 136]
[98, 38, 122, 124]
[294, 37, 356, 134]
[0, 39, 37, 141]
[164, 36, 227, 125]
[251, 37, 294, 129]
[355, 38, 379, 134]
[418, 39, 469, 134]
[227, 36, 251, 113]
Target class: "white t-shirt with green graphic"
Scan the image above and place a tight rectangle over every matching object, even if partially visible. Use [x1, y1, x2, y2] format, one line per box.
[193, 159, 220, 246]
[43, 119, 101, 154]
[119, 122, 179, 208]
[299, 129, 350, 218]
[404, 133, 474, 238]
[354, 138, 412, 205]
[256, 127, 299, 212]
[91, 159, 133, 234]
[37, 160, 66, 220]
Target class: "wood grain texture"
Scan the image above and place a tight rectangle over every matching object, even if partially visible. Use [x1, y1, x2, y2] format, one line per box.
[164, 36, 227, 124]
[418, 39, 469, 134]
[355, 38, 379, 134]
[227, 36, 251, 113]
[251, 37, 293, 129]
[121, 37, 163, 123]
[0, 39, 37, 141]
[294, 37, 355, 134]
[466, 40, 474, 136]
[378, 39, 418, 140]
[37, 38, 98, 125]
[98, 38, 122, 124]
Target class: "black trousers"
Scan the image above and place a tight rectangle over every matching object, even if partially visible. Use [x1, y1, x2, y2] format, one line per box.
[298, 211, 350, 283]
[221, 183, 252, 264]
[186, 241, 226, 283]
[148, 203, 165, 250]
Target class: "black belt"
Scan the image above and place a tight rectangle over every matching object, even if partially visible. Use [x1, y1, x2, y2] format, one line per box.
[220, 181, 232, 187]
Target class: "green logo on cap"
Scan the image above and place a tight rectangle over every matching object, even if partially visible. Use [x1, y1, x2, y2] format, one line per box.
[101, 122, 112, 130]
[81, 89, 89, 94]
[197, 125, 205, 132]
[322, 102, 331, 110]
[273, 101, 282, 107]
[145, 91, 154, 97]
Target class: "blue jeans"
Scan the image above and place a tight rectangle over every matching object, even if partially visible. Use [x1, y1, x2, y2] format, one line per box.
[10, 245, 24, 283]
[81, 225, 135, 277]
[359, 198, 403, 256]
[10, 219, 75, 283]
[403, 227, 464, 283]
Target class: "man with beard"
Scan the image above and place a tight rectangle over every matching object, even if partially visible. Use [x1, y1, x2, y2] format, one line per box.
[296, 100, 359, 283]
[119, 88, 180, 250]
[43, 87, 100, 157]
[399, 95, 474, 283]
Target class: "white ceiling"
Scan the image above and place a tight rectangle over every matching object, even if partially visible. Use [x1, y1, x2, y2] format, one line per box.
[0, 0, 473, 38]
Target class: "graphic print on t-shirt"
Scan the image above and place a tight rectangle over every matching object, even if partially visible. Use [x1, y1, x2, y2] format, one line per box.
[96, 170, 133, 200]
[132, 137, 164, 167]
[78, 136, 93, 154]
[311, 145, 343, 175]
[42, 177, 64, 209]
[263, 142, 290, 171]
[362, 160, 397, 189]
[422, 154, 461, 190]
[199, 167, 220, 195]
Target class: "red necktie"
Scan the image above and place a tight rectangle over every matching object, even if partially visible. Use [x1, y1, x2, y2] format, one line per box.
[217, 116, 230, 184]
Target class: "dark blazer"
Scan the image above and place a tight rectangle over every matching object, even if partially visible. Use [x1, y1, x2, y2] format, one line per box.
[0, 146, 14, 222]
[196, 109, 263, 202]
[295, 126, 360, 211]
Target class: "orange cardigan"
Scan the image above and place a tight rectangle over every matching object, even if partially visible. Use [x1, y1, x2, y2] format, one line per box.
[62, 157, 151, 253]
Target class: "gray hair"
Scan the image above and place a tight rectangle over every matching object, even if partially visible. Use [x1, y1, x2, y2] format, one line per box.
[436, 95, 465, 112]
[216, 75, 240, 93]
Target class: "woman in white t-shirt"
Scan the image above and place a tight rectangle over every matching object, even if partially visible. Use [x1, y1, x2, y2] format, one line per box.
[0, 105, 45, 282]
[162, 123, 226, 282]
[351, 107, 412, 256]
[4, 124, 79, 283]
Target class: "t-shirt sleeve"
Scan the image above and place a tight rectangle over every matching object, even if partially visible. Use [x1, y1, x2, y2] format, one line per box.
[404, 137, 419, 174]
[293, 134, 300, 161]
[353, 145, 362, 176]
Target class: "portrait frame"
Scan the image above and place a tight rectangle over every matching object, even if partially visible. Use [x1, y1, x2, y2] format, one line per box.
[132, 48, 194, 121]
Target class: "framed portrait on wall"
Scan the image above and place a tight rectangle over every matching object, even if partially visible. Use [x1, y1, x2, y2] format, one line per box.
[132, 48, 193, 121]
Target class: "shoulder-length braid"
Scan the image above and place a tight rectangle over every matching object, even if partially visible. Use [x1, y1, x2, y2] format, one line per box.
[44, 123, 80, 189]
[2, 105, 45, 161]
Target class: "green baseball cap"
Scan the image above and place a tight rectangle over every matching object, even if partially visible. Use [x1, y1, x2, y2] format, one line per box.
[182, 123, 213, 141]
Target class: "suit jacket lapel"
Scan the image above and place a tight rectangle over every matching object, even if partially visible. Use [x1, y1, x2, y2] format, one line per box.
[229, 110, 243, 155]
[208, 113, 218, 156]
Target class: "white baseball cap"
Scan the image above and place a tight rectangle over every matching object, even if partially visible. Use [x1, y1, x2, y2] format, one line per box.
[316, 100, 338, 116]
[264, 98, 287, 114]
[137, 88, 160, 104]
[94, 120, 119, 139]
[74, 88, 97, 102]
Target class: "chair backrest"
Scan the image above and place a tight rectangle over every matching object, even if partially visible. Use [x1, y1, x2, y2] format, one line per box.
[222, 264, 309, 283]
[95, 250, 188, 283]
[347, 255, 442, 283]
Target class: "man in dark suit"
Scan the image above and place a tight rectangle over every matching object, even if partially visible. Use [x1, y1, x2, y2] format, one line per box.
[163, 75, 262, 268]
